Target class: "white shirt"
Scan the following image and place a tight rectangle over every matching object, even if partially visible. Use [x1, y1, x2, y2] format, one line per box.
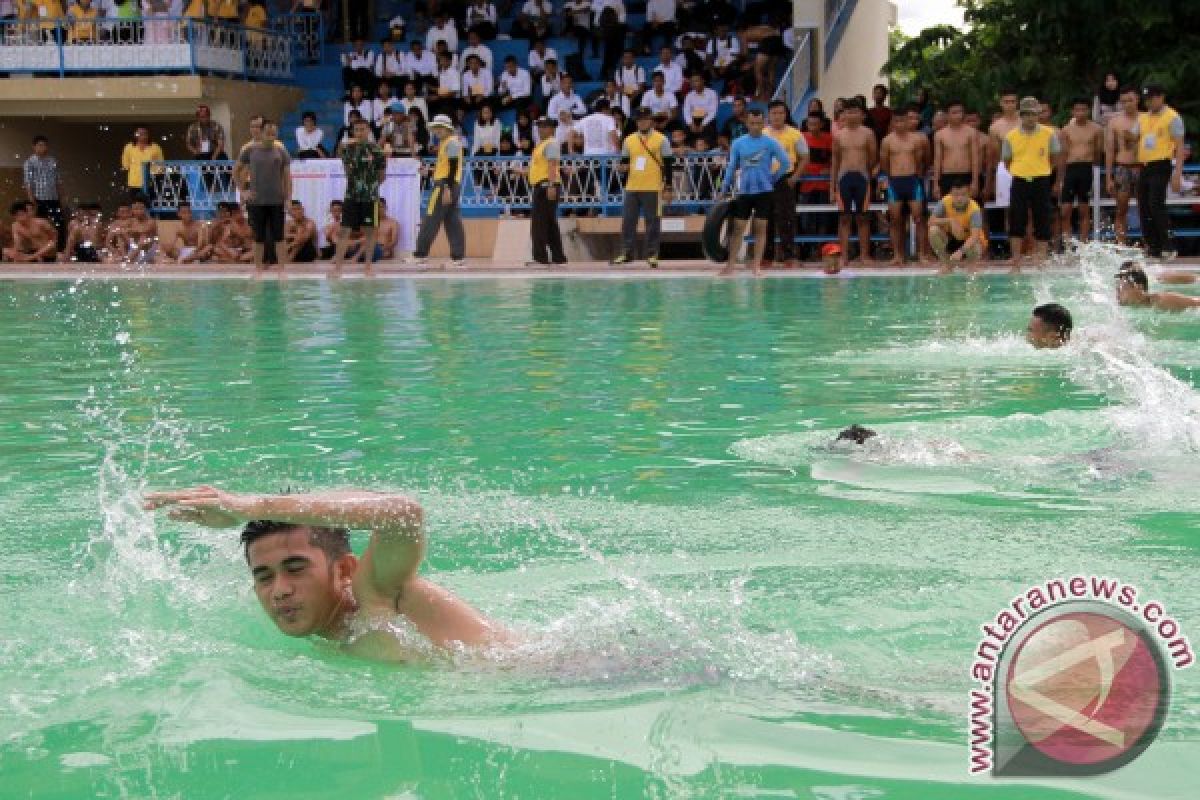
[603, 91, 631, 116]
[646, 0, 674, 23]
[436, 67, 461, 96]
[343, 48, 376, 71]
[548, 90, 587, 120]
[554, 122, 576, 146]
[564, 0, 591, 27]
[472, 120, 503, 154]
[462, 69, 494, 98]
[539, 71, 562, 98]
[399, 96, 429, 121]
[295, 126, 324, 152]
[615, 64, 645, 93]
[499, 67, 531, 98]
[640, 89, 678, 116]
[371, 97, 395, 126]
[462, 43, 493, 73]
[682, 87, 718, 126]
[426, 21, 458, 53]
[578, 112, 618, 154]
[344, 98, 372, 125]
[406, 51, 436, 77]
[375, 52, 409, 79]
[653, 61, 684, 95]
[529, 46, 557, 73]
[707, 34, 740, 68]
[591, 0, 626, 25]
[521, 0, 552, 19]
[465, 3, 496, 27]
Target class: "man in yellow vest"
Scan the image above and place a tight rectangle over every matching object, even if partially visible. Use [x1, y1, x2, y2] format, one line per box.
[1002, 96, 1063, 270]
[527, 116, 567, 266]
[1125, 84, 1186, 259]
[612, 107, 674, 267]
[408, 114, 465, 268]
[928, 177, 986, 274]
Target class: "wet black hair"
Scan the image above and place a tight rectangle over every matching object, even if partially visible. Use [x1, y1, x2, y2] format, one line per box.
[837, 425, 878, 445]
[1032, 303, 1074, 341]
[1117, 262, 1149, 291]
[240, 519, 350, 564]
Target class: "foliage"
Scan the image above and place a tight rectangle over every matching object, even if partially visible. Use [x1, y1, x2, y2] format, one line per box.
[884, 0, 1200, 131]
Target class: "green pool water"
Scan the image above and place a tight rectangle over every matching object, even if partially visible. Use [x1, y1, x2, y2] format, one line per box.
[1, 254, 1197, 798]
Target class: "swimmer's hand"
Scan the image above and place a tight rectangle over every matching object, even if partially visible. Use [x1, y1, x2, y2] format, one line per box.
[143, 485, 252, 528]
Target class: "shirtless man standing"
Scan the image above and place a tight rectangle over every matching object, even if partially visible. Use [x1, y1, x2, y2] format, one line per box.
[831, 98, 877, 268]
[143, 486, 509, 662]
[1058, 98, 1105, 243]
[127, 199, 159, 263]
[163, 201, 209, 264]
[2, 201, 58, 263]
[284, 200, 319, 263]
[879, 105, 929, 265]
[376, 197, 399, 260]
[1105, 86, 1142, 245]
[933, 100, 980, 201]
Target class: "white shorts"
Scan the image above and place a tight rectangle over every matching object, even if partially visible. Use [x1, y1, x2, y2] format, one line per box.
[995, 163, 1013, 208]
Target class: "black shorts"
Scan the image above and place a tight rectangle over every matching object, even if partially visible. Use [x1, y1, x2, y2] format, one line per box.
[838, 172, 870, 215]
[342, 199, 379, 231]
[247, 204, 285, 243]
[732, 191, 773, 220]
[1061, 162, 1094, 204]
[1008, 176, 1053, 242]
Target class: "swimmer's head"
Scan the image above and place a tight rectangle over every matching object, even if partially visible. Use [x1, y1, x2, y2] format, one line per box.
[836, 424, 878, 445]
[241, 520, 355, 638]
[1027, 303, 1073, 349]
[1116, 262, 1149, 305]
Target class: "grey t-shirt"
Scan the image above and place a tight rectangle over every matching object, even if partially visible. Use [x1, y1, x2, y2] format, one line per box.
[237, 143, 291, 206]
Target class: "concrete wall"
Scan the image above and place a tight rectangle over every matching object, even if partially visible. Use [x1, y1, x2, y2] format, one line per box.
[817, 0, 897, 106]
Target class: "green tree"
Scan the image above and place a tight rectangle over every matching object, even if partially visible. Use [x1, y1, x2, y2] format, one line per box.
[885, 0, 1200, 129]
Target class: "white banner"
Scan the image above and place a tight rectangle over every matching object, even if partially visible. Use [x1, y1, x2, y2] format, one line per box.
[289, 158, 420, 251]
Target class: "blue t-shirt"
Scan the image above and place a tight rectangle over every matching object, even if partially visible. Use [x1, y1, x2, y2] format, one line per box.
[722, 133, 788, 195]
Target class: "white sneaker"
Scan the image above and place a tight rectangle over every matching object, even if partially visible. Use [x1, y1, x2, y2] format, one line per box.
[448, 258, 466, 268]
[402, 255, 428, 269]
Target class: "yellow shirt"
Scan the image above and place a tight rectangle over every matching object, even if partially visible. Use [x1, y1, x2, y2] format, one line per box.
[1136, 107, 1181, 163]
[184, 0, 206, 18]
[1005, 125, 1055, 179]
[209, 0, 238, 20]
[122, 142, 165, 189]
[528, 139, 558, 186]
[35, 0, 65, 31]
[939, 198, 986, 243]
[66, 3, 97, 41]
[623, 130, 669, 193]
[432, 135, 463, 183]
[243, 5, 266, 29]
[765, 124, 806, 173]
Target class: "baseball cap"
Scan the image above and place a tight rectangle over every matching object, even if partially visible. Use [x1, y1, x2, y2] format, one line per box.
[429, 114, 454, 130]
[1018, 96, 1040, 114]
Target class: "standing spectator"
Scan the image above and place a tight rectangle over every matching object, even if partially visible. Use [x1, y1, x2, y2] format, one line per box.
[866, 84, 892, 145]
[1094, 72, 1120, 127]
[235, 119, 292, 275]
[719, 109, 788, 276]
[1129, 84, 1185, 259]
[341, 39, 377, 94]
[512, 0, 552, 41]
[425, 12, 457, 53]
[548, 74, 587, 121]
[465, 0, 496, 40]
[830, 99, 877, 268]
[185, 104, 226, 162]
[1105, 86, 1141, 245]
[640, 72, 677, 119]
[564, 0, 595, 59]
[681, 73, 718, 126]
[798, 110, 833, 255]
[461, 29, 493, 73]
[431, 51, 461, 118]
[595, 0, 627, 83]
[652, 47, 684, 97]
[528, 116, 568, 264]
[614, 49, 645, 107]
[528, 38, 558, 83]
[331, 117, 386, 276]
[578, 98, 619, 155]
[497, 56, 532, 110]
[120, 126, 163, 202]
[461, 54, 494, 113]
[762, 100, 808, 268]
[405, 41, 437, 93]
[409, 115, 466, 268]
[612, 108, 673, 266]
[23, 135, 64, 249]
[642, 0, 675, 55]
[343, 85, 372, 126]
[375, 38, 410, 93]
[294, 111, 328, 158]
[1003, 96, 1062, 269]
[1058, 98, 1104, 243]
[719, 96, 748, 149]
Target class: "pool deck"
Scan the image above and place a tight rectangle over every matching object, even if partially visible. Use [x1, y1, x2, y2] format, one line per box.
[2, 258, 1198, 280]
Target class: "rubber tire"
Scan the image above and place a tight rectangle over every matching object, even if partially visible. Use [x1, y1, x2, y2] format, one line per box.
[702, 200, 733, 263]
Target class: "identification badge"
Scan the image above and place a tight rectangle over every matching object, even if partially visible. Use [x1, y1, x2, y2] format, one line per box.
[634, 156, 647, 171]
[1144, 134, 1157, 150]
[200, 140, 210, 153]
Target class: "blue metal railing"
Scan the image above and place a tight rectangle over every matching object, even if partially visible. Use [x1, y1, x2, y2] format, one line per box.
[0, 14, 317, 80]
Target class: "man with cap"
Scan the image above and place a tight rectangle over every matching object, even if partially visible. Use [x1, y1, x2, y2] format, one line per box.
[1125, 85, 1186, 259]
[1002, 96, 1062, 271]
[612, 108, 674, 267]
[408, 114, 466, 268]
[527, 116, 568, 265]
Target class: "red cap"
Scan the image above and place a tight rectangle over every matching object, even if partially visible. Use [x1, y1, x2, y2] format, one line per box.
[820, 243, 841, 257]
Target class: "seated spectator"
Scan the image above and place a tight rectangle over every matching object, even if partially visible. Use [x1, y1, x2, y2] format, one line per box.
[284, 200, 318, 263]
[564, 0, 595, 59]
[372, 83, 396, 128]
[461, 54, 494, 113]
[528, 38, 558, 82]
[343, 86, 372, 127]
[398, 81, 429, 127]
[380, 107, 415, 157]
[538, 58, 563, 104]
[601, 79, 630, 117]
[706, 23, 741, 93]
[405, 107, 431, 156]
[425, 13, 457, 53]
[472, 104, 502, 156]
[294, 111, 329, 158]
[461, 30, 493, 74]
[433, 39, 459, 73]
[614, 50, 645, 106]
[387, 13, 406, 42]
[513, 0, 553, 41]
[640, 72, 678, 118]
[514, 109, 536, 155]
[320, 201, 357, 260]
[595, 0, 627, 80]
[375, 38, 410, 93]
[465, 0, 497, 41]
[498, 56, 532, 110]
[653, 47, 684, 96]
[335, 110, 373, 156]
[547, 74, 587, 121]
[242, 0, 266, 30]
[681, 73, 718, 126]
[431, 51, 461, 118]
[642, 0, 675, 55]
[683, 108, 716, 148]
[376, 198, 399, 260]
[341, 39, 377, 94]
[3, 201, 57, 264]
[405, 40, 437, 93]
[213, 205, 253, 263]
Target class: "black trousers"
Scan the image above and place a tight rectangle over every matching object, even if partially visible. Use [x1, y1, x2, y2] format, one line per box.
[1137, 159, 1173, 257]
[764, 177, 796, 260]
[530, 183, 565, 263]
[35, 199, 65, 250]
[1008, 175, 1053, 242]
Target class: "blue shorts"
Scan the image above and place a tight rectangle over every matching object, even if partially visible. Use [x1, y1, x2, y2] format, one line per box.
[838, 172, 870, 215]
[886, 175, 924, 205]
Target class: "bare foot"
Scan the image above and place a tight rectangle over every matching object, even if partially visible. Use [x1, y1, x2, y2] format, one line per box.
[329, 267, 342, 280]
[753, 268, 763, 278]
[717, 267, 735, 277]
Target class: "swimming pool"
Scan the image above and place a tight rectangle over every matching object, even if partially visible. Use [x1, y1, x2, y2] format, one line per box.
[1, 255, 1196, 797]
